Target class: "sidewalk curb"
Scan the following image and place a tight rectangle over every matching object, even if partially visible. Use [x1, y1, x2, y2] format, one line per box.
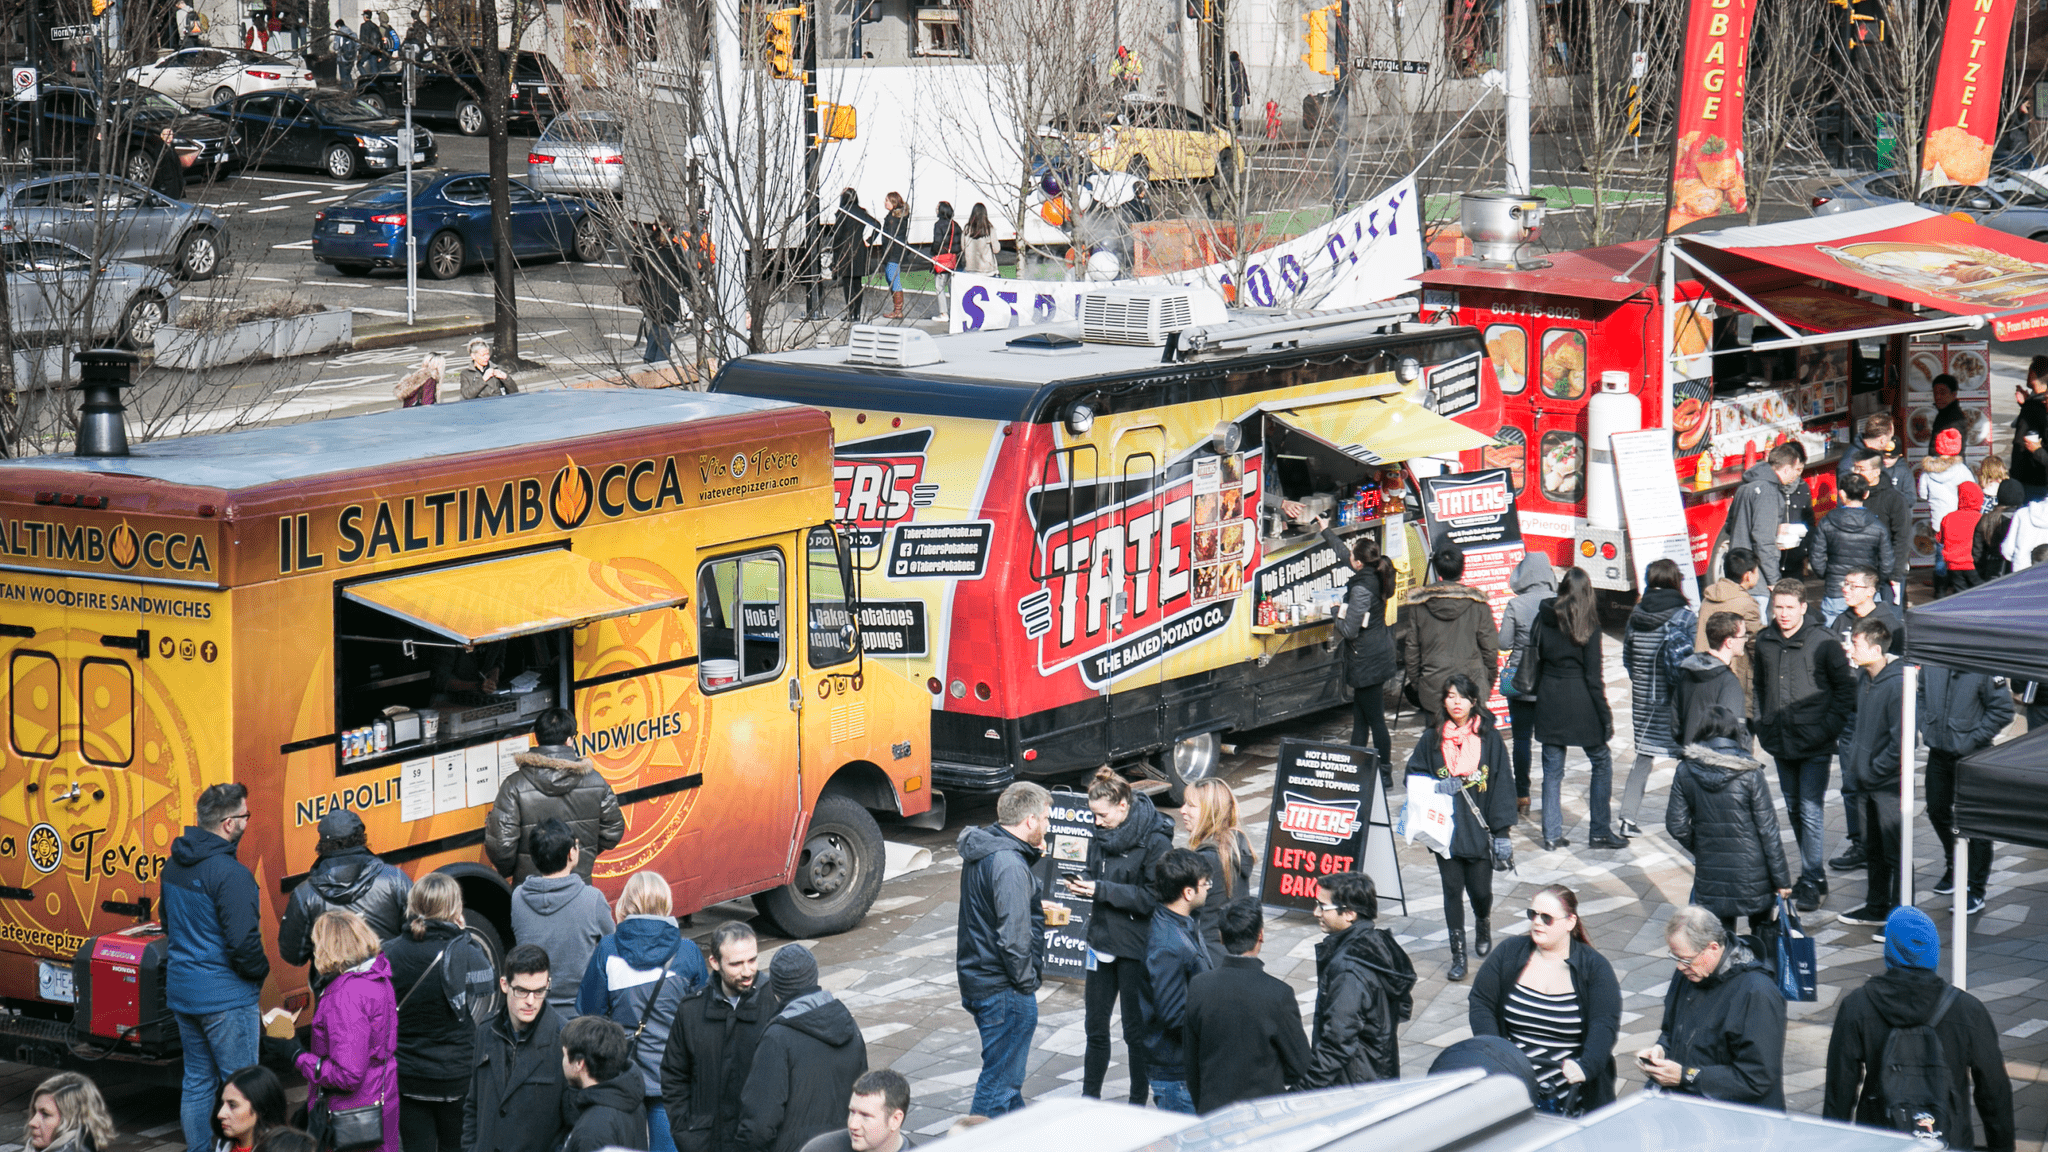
[349, 314, 491, 351]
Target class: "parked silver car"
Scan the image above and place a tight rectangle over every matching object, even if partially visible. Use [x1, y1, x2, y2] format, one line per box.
[5, 238, 179, 348]
[525, 111, 624, 197]
[0, 173, 229, 280]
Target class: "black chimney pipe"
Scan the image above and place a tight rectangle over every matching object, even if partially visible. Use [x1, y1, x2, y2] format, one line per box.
[74, 348, 138, 459]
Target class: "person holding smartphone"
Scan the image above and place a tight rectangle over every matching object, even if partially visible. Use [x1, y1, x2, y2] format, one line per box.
[460, 338, 519, 399]
[1068, 768, 1172, 1106]
[1637, 906, 1786, 1110]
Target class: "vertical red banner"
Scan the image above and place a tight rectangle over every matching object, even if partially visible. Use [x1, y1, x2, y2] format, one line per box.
[1665, 0, 1758, 232]
[1922, 0, 2019, 189]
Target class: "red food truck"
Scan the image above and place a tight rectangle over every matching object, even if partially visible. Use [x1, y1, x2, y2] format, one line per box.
[1419, 205, 2048, 588]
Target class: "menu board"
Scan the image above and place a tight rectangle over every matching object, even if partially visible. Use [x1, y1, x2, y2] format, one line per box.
[1032, 789, 1095, 981]
[1260, 740, 1403, 915]
[1418, 469, 1526, 723]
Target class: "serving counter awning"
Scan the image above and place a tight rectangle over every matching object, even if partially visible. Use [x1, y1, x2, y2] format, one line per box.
[1680, 204, 2048, 339]
[1277, 394, 1495, 463]
[343, 550, 689, 645]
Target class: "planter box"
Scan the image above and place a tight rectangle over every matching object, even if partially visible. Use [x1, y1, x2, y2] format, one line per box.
[154, 309, 353, 371]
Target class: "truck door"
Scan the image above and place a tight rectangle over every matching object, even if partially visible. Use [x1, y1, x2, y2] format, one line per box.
[693, 543, 801, 897]
[1108, 425, 1166, 757]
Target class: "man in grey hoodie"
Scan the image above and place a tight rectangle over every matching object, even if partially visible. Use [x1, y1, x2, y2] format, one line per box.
[1495, 552, 1555, 816]
[510, 817, 615, 1013]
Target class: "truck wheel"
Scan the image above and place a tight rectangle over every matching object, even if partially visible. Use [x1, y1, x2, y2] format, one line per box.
[753, 794, 885, 938]
[461, 916, 505, 1026]
[1148, 730, 1222, 807]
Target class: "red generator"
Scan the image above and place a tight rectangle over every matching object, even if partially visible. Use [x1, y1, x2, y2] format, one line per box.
[71, 924, 179, 1057]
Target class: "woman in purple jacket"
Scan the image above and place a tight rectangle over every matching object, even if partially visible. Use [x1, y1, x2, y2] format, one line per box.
[297, 910, 401, 1152]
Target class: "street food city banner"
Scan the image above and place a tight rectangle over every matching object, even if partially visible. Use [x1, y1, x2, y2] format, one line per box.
[1033, 789, 1095, 980]
[1664, 0, 1757, 231]
[947, 178, 1422, 332]
[1261, 740, 1405, 915]
[1418, 468, 1526, 722]
[1921, 0, 2020, 189]
[1682, 205, 2048, 339]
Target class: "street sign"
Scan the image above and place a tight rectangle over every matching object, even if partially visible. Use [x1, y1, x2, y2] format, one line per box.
[1355, 57, 1429, 75]
[50, 25, 95, 41]
[11, 67, 36, 103]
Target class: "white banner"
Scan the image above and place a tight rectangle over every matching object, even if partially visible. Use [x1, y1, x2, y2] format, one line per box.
[947, 177, 1423, 332]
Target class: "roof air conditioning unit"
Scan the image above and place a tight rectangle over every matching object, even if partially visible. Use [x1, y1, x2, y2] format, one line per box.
[1079, 287, 1197, 346]
[846, 325, 943, 367]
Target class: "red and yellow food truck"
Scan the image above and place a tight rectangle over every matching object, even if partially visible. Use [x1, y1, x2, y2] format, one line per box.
[0, 374, 929, 1066]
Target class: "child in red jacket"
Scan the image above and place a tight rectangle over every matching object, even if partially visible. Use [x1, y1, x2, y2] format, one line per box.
[1941, 479, 1984, 595]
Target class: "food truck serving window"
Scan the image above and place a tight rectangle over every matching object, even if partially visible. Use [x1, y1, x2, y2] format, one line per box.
[333, 548, 690, 773]
[700, 550, 785, 691]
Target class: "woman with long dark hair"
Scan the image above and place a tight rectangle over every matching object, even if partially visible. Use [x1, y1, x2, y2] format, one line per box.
[1468, 884, 1621, 1116]
[1406, 674, 1517, 981]
[1531, 567, 1620, 851]
[1327, 528, 1398, 781]
[213, 1067, 290, 1152]
[1059, 767, 1172, 1104]
[831, 188, 873, 321]
[1668, 705, 1793, 964]
[962, 203, 999, 275]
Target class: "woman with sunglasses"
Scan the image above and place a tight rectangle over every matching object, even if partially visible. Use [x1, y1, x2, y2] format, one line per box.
[1468, 885, 1621, 1116]
[1405, 673, 1516, 981]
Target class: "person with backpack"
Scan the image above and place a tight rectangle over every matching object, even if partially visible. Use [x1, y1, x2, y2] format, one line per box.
[1823, 907, 2014, 1151]
[578, 872, 710, 1152]
[1494, 552, 1556, 820]
[1300, 872, 1415, 1087]
[1617, 558, 1692, 839]
[383, 875, 498, 1152]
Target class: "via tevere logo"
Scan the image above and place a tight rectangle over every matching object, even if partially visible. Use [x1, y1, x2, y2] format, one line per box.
[1277, 792, 1359, 845]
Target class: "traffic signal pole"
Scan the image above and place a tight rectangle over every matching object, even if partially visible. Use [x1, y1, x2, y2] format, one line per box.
[803, 10, 823, 320]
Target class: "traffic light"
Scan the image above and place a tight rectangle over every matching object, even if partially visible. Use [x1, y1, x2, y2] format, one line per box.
[1302, 3, 1340, 76]
[766, 8, 804, 80]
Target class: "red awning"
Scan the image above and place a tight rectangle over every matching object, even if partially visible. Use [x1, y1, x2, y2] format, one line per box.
[1743, 284, 1925, 334]
[1681, 204, 2048, 339]
[1419, 265, 1648, 303]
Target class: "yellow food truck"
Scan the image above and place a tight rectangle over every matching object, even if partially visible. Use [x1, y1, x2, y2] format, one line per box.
[0, 360, 930, 1064]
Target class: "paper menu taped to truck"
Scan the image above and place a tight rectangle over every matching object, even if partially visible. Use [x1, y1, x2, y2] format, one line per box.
[400, 756, 434, 822]
[1611, 428, 1701, 592]
[466, 743, 500, 809]
[434, 750, 467, 815]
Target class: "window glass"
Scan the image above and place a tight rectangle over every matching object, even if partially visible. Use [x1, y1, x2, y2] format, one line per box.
[698, 550, 785, 689]
[1538, 429, 1585, 503]
[806, 527, 856, 669]
[78, 658, 133, 767]
[442, 177, 489, 204]
[242, 95, 278, 118]
[1538, 328, 1587, 400]
[1484, 323, 1527, 395]
[10, 650, 60, 758]
[507, 181, 543, 203]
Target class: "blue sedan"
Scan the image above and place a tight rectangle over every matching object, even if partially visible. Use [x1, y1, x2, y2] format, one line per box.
[310, 169, 604, 279]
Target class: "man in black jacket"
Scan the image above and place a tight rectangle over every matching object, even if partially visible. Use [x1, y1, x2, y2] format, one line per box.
[954, 782, 1050, 1117]
[1853, 450, 1913, 604]
[1638, 906, 1785, 1110]
[1826, 565, 1905, 875]
[1920, 663, 2014, 915]
[465, 944, 569, 1152]
[279, 810, 412, 968]
[1675, 612, 1749, 748]
[1753, 581, 1857, 913]
[663, 922, 772, 1152]
[1824, 907, 2014, 1151]
[1185, 899, 1309, 1113]
[1717, 445, 1805, 605]
[738, 945, 868, 1152]
[1811, 474, 1895, 621]
[562, 1015, 650, 1152]
[1138, 849, 1214, 1113]
[1302, 872, 1415, 1088]
[1839, 617, 1909, 933]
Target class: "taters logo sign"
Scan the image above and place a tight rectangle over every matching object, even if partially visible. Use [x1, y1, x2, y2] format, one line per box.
[1921, 0, 2019, 189]
[1665, 0, 1756, 231]
[278, 455, 688, 574]
[1278, 793, 1360, 845]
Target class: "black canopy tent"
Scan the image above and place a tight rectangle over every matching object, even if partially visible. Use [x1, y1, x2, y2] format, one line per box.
[1904, 563, 2048, 987]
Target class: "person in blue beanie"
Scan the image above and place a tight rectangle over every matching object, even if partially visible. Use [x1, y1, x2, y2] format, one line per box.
[1823, 908, 2014, 1151]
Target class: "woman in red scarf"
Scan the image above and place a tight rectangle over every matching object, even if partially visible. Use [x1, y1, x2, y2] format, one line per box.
[1406, 673, 1518, 981]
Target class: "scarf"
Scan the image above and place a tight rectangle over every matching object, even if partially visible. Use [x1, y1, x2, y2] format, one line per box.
[1440, 714, 1484, 779]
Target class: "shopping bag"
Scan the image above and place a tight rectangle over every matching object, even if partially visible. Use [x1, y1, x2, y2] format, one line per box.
[1400, 774, 1454, 857]
[1776, 895, 1818, 1002]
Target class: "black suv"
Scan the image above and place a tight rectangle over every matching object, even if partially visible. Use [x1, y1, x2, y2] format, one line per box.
[3, 84, 240, 185]
[360, 51, 566, 136]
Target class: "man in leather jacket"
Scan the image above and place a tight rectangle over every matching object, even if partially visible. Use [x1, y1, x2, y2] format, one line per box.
[278, 809, 412, 967]
[485, 709, 624, 884]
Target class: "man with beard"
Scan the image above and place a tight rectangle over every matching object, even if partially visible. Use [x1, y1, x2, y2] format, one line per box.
[663, 922, 775, 1152]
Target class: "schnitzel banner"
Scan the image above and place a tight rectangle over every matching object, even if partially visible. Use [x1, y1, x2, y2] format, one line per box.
[1665, 0, 1757, 232]
[1921, 0, 2020, 190]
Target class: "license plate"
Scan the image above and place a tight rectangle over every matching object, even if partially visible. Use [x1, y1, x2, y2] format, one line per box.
[337, 222, 356, 235]
[38, 960, 73, 1004]
[413, 153, 425, 164]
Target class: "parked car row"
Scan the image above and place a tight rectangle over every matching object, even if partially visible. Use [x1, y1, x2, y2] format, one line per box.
[311, 168, 604, 278]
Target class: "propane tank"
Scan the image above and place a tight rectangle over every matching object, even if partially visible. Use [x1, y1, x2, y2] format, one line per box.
[1586, 370, 1642, 531]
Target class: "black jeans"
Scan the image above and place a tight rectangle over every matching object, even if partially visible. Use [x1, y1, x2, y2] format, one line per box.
[1436, 854, 1493, 936]
[400, 1097, 465, 1152]
[1351, 680, 1392, 784]
[1716, 908, 1781, 975]
[1507, 697, 1536, 799]
[1863, 792, 1903, 913]
[1082, 954, 1149, 1104]
[1925, 748, 1992, 892]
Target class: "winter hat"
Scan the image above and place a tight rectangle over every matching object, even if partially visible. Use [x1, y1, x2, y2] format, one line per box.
[317, 809, 365, 840]
[1883, 907, 1940, 971]
[770, 944, 820, 1000]
[1999, 479, 2027, 508]
[1934, 428, 1964, 457]
[1957, 481, 1983, 512]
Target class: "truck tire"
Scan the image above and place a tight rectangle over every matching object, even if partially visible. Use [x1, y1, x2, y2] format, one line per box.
[753, 794, 885, 938]
[461, 917, 505, 1026]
